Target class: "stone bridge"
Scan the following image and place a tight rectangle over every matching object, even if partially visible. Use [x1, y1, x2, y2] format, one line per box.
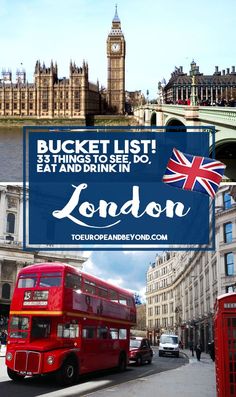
[133, 104, 236, 180]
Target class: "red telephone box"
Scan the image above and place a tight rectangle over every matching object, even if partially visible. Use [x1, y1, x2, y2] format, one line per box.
[214, 293, 236, 397]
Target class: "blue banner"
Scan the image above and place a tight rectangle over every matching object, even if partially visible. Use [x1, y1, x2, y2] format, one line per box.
[23, 126, 214, 250]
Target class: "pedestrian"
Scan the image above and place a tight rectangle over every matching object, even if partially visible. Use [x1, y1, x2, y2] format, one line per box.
[0, 330, 7, 347]
[179, 340, 183, 349]
[195, 342, 202, 361]
[208, 341, 215, 362]
[189, 340, 194, 356]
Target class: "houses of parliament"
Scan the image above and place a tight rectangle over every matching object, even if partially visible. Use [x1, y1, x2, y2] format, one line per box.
[0, 7, 126, 118]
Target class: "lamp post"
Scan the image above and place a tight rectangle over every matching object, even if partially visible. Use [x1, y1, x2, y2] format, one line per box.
[190, 74, 198, 106]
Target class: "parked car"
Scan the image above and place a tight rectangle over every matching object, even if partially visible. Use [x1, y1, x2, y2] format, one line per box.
[129, 337, 153, 365]
[159, 334, 179, 357]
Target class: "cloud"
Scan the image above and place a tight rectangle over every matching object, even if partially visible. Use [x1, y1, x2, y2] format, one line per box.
[83, 250, 156, 297]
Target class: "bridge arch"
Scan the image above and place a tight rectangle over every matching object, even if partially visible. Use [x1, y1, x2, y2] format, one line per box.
[213, 139, 236, 181]
[165, 118, 186, 131]
[150, 112, 156, 126]
[166, 118, 185, 127]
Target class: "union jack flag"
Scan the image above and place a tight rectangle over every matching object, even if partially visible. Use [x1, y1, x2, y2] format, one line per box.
[162, 148, 226, 198]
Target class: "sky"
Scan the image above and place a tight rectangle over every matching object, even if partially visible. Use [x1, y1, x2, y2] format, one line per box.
[83, 250, 156, 301]
[1, 0, 235, 298]
[0, 0, 235, 98]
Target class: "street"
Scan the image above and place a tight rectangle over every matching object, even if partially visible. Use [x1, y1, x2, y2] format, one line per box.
[0, 347, 188, 397]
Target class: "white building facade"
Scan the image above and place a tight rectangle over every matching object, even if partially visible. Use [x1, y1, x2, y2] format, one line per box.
[0, 184, 86, 315]
[146, 185, 236, 351]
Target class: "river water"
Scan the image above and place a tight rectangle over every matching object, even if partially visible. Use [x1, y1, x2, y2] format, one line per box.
[0, 127, 23, 182]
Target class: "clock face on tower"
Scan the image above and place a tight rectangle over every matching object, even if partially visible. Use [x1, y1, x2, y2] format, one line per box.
[111, 43, 120, 52]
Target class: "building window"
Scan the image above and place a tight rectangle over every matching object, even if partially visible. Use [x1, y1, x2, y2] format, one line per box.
[148, 307, 153, 316]
[224, 223, 233, 243]
[225, 253, 234, 276]
[6, 213, 15, 234]
[162, 304, 168, 314]
[2, 283, 11, 299]
[155, 306, 160, 315]
[224, 192, 232, 210]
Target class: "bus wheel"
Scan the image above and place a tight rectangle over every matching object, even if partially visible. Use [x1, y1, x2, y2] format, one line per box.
[56, 359, 77, 385]
[7, 368, 25, 382]
[118, 352, 127, 372]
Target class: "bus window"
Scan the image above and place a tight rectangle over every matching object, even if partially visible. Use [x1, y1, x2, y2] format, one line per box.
[110, 290, 119, 303]
[119, 329, 127, 340]
[84, 279, 96, 295]
[31, 317, 51, 339]
[18, 274, 37, 288]
[39, 272, 62, 287]
[110, 328, 119, 339]
[97, 326, 109, 339]
[57, 322, 79, 338]
[82, 326, 96, 339]
[119, 296, 127, 305]
[126, 297, 133, 307]
[10, 316, 29, 339]
[65, 273, 82, 290]
[97, 286, 108, 298]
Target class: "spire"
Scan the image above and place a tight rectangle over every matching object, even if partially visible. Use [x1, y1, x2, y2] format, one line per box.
[110, 4, 122, 35]
[113, 4, 120, 23]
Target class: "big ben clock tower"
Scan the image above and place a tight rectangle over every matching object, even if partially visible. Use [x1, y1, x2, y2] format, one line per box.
[107, 6, 125, 114]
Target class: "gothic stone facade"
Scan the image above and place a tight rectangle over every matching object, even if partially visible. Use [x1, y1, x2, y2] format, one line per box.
[0, 61, 100, 118]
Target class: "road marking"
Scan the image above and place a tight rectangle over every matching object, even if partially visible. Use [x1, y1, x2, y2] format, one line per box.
[138, 370, 154, 377]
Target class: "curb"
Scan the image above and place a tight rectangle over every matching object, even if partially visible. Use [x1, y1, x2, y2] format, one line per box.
[181, 351, 190, 359]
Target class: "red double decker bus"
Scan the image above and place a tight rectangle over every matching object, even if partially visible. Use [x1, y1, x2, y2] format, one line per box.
[6, 262, 136, 385]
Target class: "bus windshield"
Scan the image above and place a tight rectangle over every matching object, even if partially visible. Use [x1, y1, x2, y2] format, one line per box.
[39, 272, 62, 287]
[31, 317, 51, 339]
[18, 274, 37, 288]
[9, 316, 29, 339]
